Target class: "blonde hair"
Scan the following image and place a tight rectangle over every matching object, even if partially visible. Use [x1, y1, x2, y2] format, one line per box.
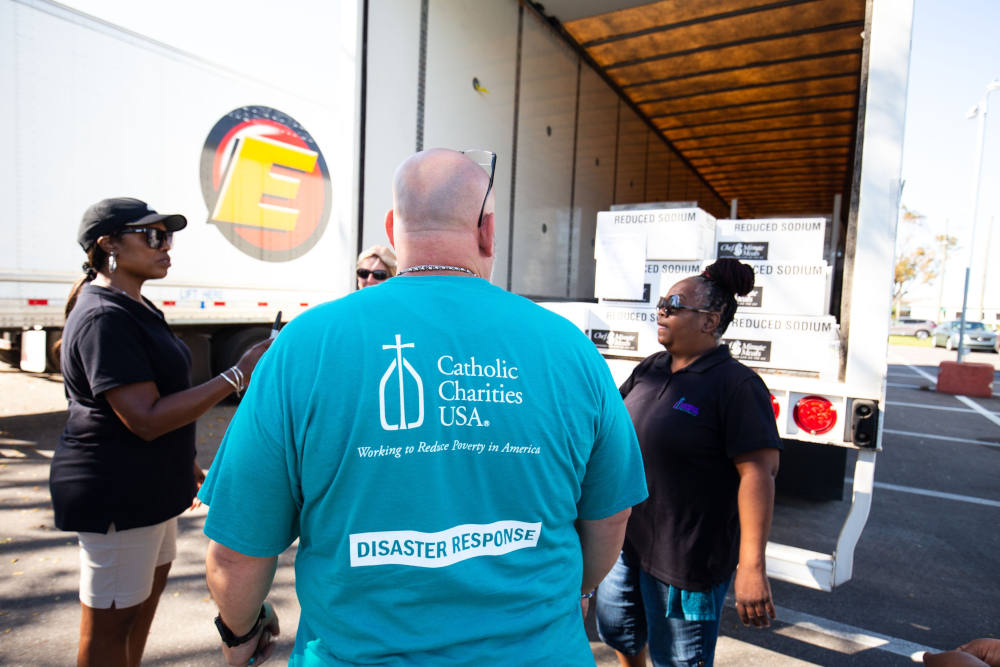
[356, 244, 397, 276]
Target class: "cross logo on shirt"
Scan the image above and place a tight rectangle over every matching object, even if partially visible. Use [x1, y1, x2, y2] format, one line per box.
[379, 334, 424, 431]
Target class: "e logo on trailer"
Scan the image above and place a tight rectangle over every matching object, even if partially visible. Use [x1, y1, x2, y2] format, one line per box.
[200, 106, 331, 261]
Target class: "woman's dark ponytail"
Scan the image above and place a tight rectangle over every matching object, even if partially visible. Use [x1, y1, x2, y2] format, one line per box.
[696, 258, 756, 337]
[65, 246, 106, 319]
[57, 246, 108, 361]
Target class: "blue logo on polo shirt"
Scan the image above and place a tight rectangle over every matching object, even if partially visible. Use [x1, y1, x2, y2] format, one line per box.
[672, 397, 699, 416]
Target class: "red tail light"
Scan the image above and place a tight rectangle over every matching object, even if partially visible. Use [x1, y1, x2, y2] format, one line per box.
[793, 395, 837, 435]
[770, 394, 780, 419]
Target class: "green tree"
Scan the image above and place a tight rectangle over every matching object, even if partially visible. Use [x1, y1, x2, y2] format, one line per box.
[894, 246, 936, 315]
[892, 207, 957, 317]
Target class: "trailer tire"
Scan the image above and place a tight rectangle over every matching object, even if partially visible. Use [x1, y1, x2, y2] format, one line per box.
[47, 330, 62, 374]
[212, 327, 271, 399]
[0, 347, 18, 368]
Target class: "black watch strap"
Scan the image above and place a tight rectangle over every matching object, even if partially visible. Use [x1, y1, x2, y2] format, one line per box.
[215, 604, 266, 648]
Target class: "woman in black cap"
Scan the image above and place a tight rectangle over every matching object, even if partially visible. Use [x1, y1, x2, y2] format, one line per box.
[595, 258, 781, 667]
[50, 197, 272, 667]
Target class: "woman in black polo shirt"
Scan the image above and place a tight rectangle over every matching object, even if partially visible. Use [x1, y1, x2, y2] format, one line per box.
[595, 258, 781, 667]
[50, 198, 272, 667]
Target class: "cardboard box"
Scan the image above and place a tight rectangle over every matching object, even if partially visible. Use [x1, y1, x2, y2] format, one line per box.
[600, 259, 832, 317]
[587, 305, 661, 359]
[599, 260, 704, 307]
[533, 301, 593, 333]
[723, 314, 840, 377]
[596, 208, 717, 261]
[738, 262, 832, 316]
[581, 307, 841, 379]
[716, 218, 826, 263]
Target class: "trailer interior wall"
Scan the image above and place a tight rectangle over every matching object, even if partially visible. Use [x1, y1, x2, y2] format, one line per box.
[358, 0, 421, 262]
[361, 0, 728, 300]
[426, 0, 521, 294]
[571, 66, 619, 298]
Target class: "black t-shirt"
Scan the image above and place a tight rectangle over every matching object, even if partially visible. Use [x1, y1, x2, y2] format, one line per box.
[620, 344, 780, 591]
[50, 283, 196, 533]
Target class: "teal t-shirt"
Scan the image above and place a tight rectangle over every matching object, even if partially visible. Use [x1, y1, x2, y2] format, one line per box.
[200, 276, 647, 665]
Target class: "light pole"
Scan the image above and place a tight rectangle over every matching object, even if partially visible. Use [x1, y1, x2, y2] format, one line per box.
[957, 78, 1000, 362]
[978, 215, 993, 319]
[936, 219, 949, 321]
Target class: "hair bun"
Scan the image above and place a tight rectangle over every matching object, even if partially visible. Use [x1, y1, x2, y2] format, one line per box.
[703, 258, 754, 296]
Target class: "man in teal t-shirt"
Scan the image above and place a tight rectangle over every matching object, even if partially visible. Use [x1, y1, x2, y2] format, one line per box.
[199, 148, 648, 665]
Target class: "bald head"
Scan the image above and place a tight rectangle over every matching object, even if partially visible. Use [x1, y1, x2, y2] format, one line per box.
[386, 148, 498, 278]
[392, 149, 494, 231]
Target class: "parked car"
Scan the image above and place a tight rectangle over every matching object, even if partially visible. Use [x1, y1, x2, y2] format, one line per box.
[931, 320, 998, 351]
[890, 317, 937, 339]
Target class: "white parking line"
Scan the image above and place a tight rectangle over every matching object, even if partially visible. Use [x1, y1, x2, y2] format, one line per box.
[846, 477, 1000, 508]
[884, 428, 1000, 449]
[955, 395, 1000, 428]
[725, 602, 936, 661]
[886, 400, 990, 414]
[774, 606, 936, 661]
[887, 381, 927, 388]
[892, 363, 1000, 412]
[902, 363, 937, 383]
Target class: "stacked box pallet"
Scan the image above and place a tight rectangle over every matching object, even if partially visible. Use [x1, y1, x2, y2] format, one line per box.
[716, 218, 839, 378]
[590, 208, 716, 359]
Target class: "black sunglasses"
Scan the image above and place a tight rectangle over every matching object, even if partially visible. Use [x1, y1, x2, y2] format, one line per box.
[462, 149, 496, 228]
[118, 227, 173, 249]
[657, 294, 716, 317]
[357, 268, 389, 281]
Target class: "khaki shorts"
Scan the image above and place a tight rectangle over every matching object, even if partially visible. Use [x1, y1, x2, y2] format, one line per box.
[77, 517, 177, 609]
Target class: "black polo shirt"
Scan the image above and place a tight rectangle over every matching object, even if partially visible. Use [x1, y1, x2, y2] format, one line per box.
[50, 283, 196, 533]
[620, 344, 780, 591]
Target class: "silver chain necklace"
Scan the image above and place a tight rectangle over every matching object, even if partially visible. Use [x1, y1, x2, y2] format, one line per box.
[397, 264, 476, 276]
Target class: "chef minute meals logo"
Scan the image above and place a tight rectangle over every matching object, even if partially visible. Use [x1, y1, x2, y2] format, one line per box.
[200, 106, 332, 261]
[717, 241, 768, 260]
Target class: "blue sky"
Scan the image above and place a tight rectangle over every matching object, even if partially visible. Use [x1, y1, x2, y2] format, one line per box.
[900, 0, 1000, 316]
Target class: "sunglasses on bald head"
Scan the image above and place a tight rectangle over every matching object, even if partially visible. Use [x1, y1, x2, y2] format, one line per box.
[657, 294, 716, 317]
[117, 227, 173, 249]
[357, 268, 389, 281]
[461, 149, 496, 228]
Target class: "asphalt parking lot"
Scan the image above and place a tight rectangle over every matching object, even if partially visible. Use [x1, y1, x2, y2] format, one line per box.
[731, 345, 1000, 665]
[0, 344, 997, 665]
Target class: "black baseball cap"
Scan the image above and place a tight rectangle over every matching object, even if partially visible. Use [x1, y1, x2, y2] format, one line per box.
[78, 197, 188, 251]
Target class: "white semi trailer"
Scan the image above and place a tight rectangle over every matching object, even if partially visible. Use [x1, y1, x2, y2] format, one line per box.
[2, 0, 912, 590]
[1, 0, 359, 378]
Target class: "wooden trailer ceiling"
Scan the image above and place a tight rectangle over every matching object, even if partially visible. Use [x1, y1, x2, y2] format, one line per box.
[560, 0, 867, 218]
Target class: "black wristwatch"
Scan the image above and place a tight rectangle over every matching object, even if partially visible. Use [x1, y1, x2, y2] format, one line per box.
[214, 605, 266, 647]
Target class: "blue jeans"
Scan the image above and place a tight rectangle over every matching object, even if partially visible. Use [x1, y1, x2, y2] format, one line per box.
[595, 546, 729, 667]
